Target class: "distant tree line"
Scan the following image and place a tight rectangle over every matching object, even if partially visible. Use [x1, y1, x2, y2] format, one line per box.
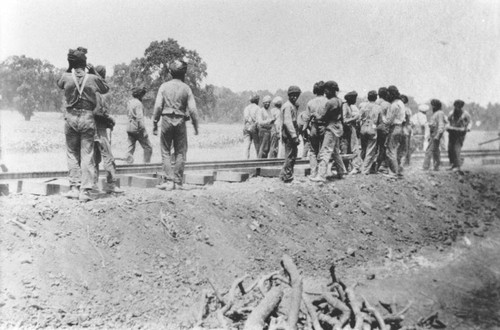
[0, 40, 499, 130]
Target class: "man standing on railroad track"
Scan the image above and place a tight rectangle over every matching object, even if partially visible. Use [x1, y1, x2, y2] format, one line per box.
[125, 86, 153, 164]
[93, 65, 123, 194]
[310, 80, 346, 182]
[268, 96, 283, 158]
[398, 94, 413, 167]
[303, 81, 327, 178]
[375, 87, 391, 173]
[385, 85, 406, 178]
[411, 104, 429, 153]
[279, 86, 302, 182]
[359, 90, 382, 174]
[423, 99, 446, 171]
[153, 59, 199, 191]
[243, 95, 261, 159]
[257, 95, 275, 158]
[446, 99, 471, 172]
[57, 48, 109, 201]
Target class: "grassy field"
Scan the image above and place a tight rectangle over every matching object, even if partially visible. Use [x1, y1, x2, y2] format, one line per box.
[0, 110, 499, 172]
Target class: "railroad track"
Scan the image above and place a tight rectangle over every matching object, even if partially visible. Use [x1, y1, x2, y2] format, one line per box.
[0, 149, 499, 181]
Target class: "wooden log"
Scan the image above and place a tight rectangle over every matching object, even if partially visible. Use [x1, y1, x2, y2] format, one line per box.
[244, 286, 283, 330]
[362, 296, 387, 330]
[281, 255, 303, 330]
[302, 294, 323, 330]
[345, 286, 363, 330]
[322, 292, 351, 330]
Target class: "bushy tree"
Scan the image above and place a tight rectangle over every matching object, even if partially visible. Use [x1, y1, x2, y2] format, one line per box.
[0, 55, 63, 120]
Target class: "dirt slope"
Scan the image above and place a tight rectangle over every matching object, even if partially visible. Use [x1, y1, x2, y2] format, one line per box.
[0, 168, 499, 329]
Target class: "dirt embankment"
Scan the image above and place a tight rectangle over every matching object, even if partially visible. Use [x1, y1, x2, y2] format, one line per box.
[0, 168, 499, 329]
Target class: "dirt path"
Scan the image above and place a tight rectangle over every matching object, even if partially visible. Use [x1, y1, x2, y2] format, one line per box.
[0, 166, 499, 329]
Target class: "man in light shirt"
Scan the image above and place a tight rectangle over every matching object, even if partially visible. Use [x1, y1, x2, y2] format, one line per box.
[423, 99, 446, 171]
[385, 85, 406, 177]
[411, 104, 429, 152]
[153, 60, 199, 190]
[243, 95, 261, 159]
[269, 97, 282, 158]
[126, 87, 153, 164]
[257, 95, 275, 158]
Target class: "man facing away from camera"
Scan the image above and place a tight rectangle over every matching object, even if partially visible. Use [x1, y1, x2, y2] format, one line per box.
[57, 48, 109, 201]
[153, 60, 199, 191]
[125, 86, 153, 164]
[93, 65, 123, 194]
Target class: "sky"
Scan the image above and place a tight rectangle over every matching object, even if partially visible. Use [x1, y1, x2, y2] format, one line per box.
[1, 0, 499, 105]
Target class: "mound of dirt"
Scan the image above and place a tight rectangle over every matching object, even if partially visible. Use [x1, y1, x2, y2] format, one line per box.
[0, 168, 499, 329]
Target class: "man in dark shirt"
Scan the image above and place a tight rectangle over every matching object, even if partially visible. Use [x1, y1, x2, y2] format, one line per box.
[57, 49, 109, 201]
[446, 99, 471, 171]
[311, 81, 346, 182]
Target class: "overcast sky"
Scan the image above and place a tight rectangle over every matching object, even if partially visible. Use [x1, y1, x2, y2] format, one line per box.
[1, 0, 499, 105]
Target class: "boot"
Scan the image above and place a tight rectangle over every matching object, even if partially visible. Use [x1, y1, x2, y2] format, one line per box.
[64, 186, 80, 199]
[104, 182, 124, 194]
[78, 189, 93, 202]
[156, 181, 175, 191]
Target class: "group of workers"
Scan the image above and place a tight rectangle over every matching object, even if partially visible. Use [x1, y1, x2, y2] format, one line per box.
[243, 81, 473, 183]
[55, 46, 474, 200]
[57, 47, 197, 201]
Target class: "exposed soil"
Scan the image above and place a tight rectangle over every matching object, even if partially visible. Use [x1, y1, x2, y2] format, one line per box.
[1, 167, 499, 329]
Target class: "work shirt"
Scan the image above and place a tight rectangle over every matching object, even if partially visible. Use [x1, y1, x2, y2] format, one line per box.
[343, 103, 360, 124]
[127, 98, 146, 132]
[376, 99, 391, 126]
[270, 106, 281, 135]
[386, 99, 406, 126]
[153, 78, 198, 125]
[243, 103, 260, 131]
[428, 110, 446, 139]
[281, 101, 299, 140]
[359, 102, 382, 127]
[257, 106, 274, 129]
[319, 97, 343, 137]
[411, 112, 428, 135]
[448, 110, 472, 133]
[305, 96, 328, 125]
[57, 69, 109, 110]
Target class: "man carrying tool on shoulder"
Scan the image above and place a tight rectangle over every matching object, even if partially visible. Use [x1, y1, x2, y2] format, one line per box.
[153, 59, 199, 191]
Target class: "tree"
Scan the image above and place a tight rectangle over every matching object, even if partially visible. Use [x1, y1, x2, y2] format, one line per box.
[0, 55, 63, 120]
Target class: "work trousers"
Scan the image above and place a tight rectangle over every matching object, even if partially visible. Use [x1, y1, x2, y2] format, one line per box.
[94, 127, 117, 185]
[318, 130, 346, 179]
[386, 125, 403, 175]
[360, 132, 378, 174]
[126, 130, 153, 164]
[160, 118, 188, 184]
[423, 136, 442, 170]
[397, 133, 412, 167]
[308, 128, 323, 178]
[243, 128, 260, 159]
[269, 132, 280, 158]
[279, 137, 297, 182]
[258, 127, 271, 158]
[65, 110, 96, 190]
[376, 129, 388, 171]
[448, 132, 465, 169]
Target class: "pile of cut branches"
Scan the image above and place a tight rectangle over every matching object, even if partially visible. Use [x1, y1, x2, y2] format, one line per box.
[195, 254, 414, 330]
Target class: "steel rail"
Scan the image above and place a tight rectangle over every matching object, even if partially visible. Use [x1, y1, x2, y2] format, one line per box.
[1, 149, 499, 181]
